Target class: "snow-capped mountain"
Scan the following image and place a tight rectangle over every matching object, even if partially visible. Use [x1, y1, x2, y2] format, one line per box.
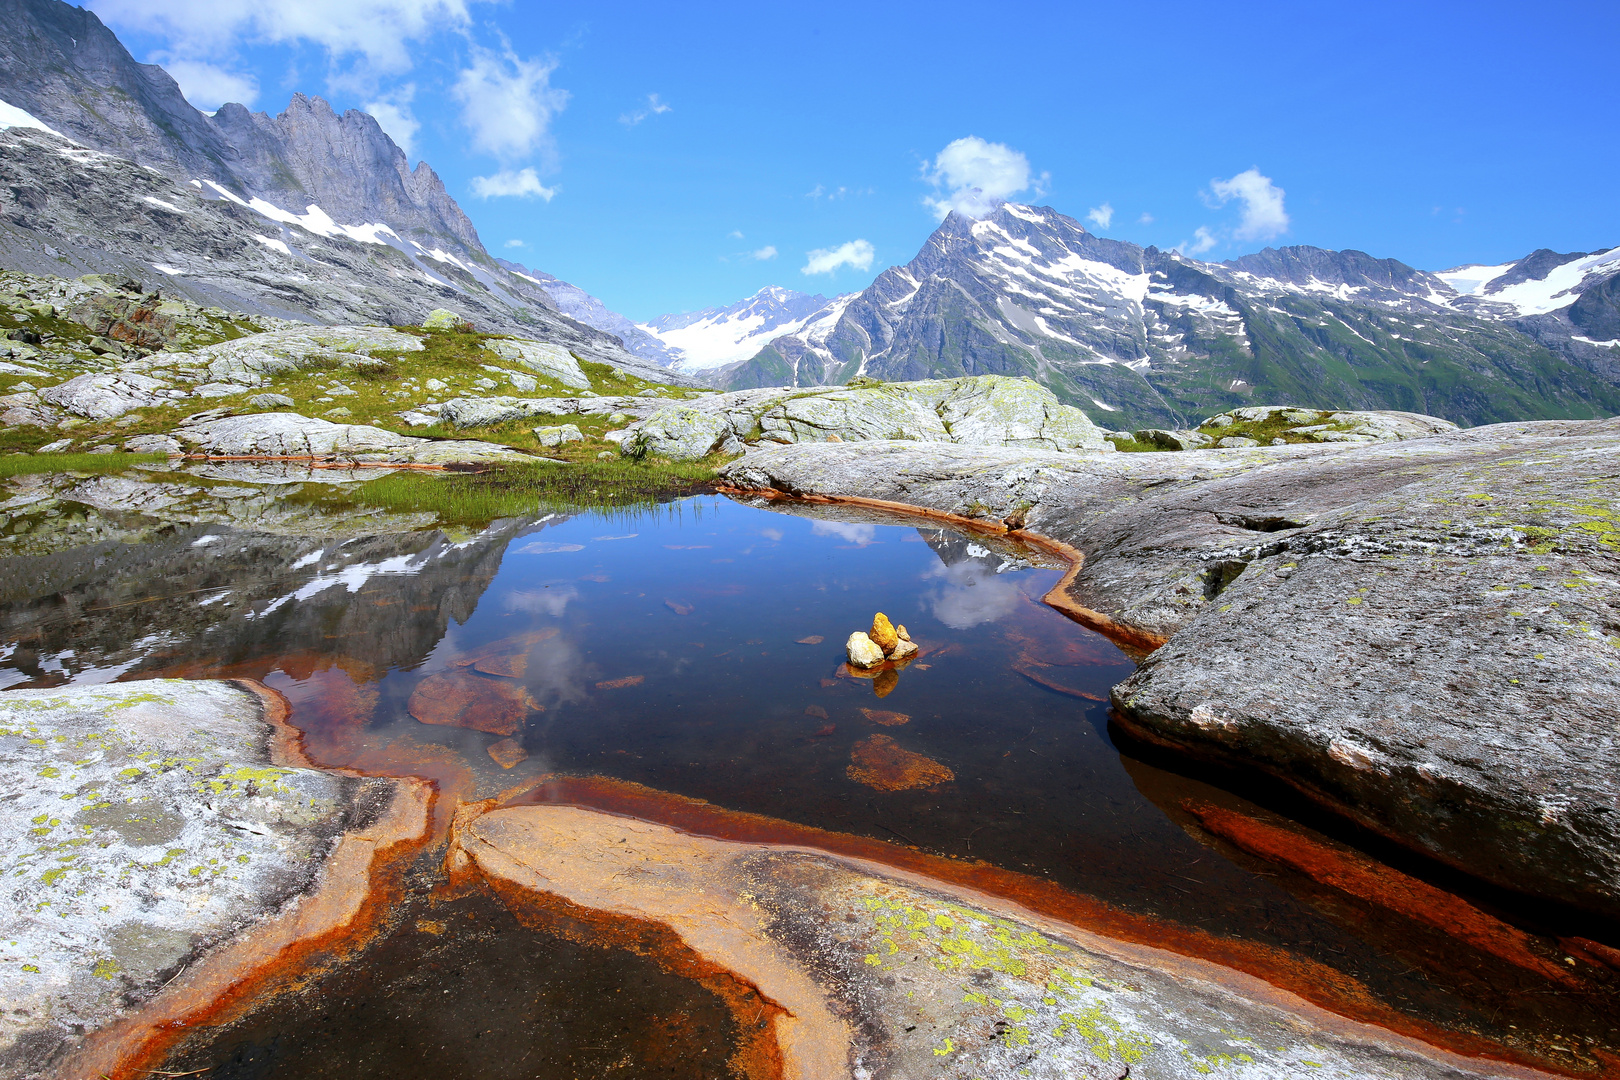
[636, 287, 844, 372]
[715, 203, 1620, 429]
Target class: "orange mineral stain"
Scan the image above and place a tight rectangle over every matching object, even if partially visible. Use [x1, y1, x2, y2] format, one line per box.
[858, 707, 911, 727]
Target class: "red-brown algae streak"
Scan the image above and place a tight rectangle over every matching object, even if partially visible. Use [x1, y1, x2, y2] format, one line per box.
[1183, 800, 1588, 989]
[505, 773, 1589, 1079]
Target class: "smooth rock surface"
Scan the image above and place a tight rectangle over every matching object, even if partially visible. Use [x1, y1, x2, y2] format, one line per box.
[846, 631, 885, 668]
[153, 326, 424, 389]
[720, 419, 1620, 918]
[0, 679, 395, 1078]
[38, 372, 187, 419]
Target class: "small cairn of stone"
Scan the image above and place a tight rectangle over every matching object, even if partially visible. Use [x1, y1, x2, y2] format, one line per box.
[846, 612, 919, 668]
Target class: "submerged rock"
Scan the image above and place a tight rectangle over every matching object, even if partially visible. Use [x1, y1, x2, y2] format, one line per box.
[407, 671, 534, 735]
[847, 733, 954, 791]
[486, 737, 529, 770]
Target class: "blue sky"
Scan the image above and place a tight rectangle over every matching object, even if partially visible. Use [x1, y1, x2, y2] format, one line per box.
[92, 0, 1620, 321]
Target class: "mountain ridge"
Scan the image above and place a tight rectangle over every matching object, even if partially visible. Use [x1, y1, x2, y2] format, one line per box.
[700, 204, 1620, 429]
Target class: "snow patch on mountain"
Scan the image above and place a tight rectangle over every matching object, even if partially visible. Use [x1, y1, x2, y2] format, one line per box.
[1440, 248, 1620, 317]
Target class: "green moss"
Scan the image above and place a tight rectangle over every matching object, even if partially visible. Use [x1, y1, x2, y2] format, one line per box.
[0, 453, 168, 477]
[289, 457, 719, 526]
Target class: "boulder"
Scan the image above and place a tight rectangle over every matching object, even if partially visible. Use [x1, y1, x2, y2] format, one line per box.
[484, 339, 591, 390]
[38, 372, 184, 419]
[1216, 436, 1259, 448]
[172, 412, 528, 464]
[248, 392, 295, 409]
[1134, 427, 1214, 451]
[846, 631, 885, 668]
[123, 434, 181, 454]
[170, 326, 424, 388]
[619, 375, 1112, 461]
[870, 612, 899, 654]
[622, 404, 733, 461]
[535, 423, 583, 447]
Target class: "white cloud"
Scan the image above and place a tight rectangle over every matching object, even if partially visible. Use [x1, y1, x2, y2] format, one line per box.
[1208, 168, 1289, 242]
[470, 168, 557, 200]
[1086, 202, 1114, 230]
[1175, 226, 1218, 256]
[1137, 212, 1154, 225]
[504, 238, 527, 248]
[750, 245, 778, 261]
[801, 239, 874, 276]
[923, 136, 1047, 220]
[158, 58, 259, 110]
[727, 229, 744, 239]
[452, 46, 569, 161]
[364, 84, 418, 156]
[619, 92, 672, 126]
[92, 0, 486, 82]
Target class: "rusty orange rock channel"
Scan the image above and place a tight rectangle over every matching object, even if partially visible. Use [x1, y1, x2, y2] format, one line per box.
[58, 680, 438, 1080]
[507, 773, 1590, 1079]
[714, 485, 1170, 656]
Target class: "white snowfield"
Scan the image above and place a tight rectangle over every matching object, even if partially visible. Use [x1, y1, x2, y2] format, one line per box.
[1437, 248, 1620, 317]
[0, 97, 65, 138]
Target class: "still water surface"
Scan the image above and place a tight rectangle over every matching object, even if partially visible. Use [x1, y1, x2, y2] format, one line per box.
[1, 485, 1612, 1075]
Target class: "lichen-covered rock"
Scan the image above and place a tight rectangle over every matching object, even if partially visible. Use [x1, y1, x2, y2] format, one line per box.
[1216, 436, 1259, 448]
[720, 418, 1620, 919]
[619, 376, 1112, 461]
[463, 805, 1536, 1080]
[621, 404, 733, 461]
[0, 680, 391, 1074]
[484, 339, 590, 390]
[422, 309, 472, 331]
[1134, 427, 1213, 451]
[846, 631, 885, 668]
[247, 392, 295, 409]
[1203, 406, 1459, 443]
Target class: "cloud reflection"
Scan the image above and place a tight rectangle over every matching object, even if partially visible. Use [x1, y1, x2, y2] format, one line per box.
[922, 559, 1022, 629]
[812, 520, 876, 546]
[503, 584, 580, 617]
